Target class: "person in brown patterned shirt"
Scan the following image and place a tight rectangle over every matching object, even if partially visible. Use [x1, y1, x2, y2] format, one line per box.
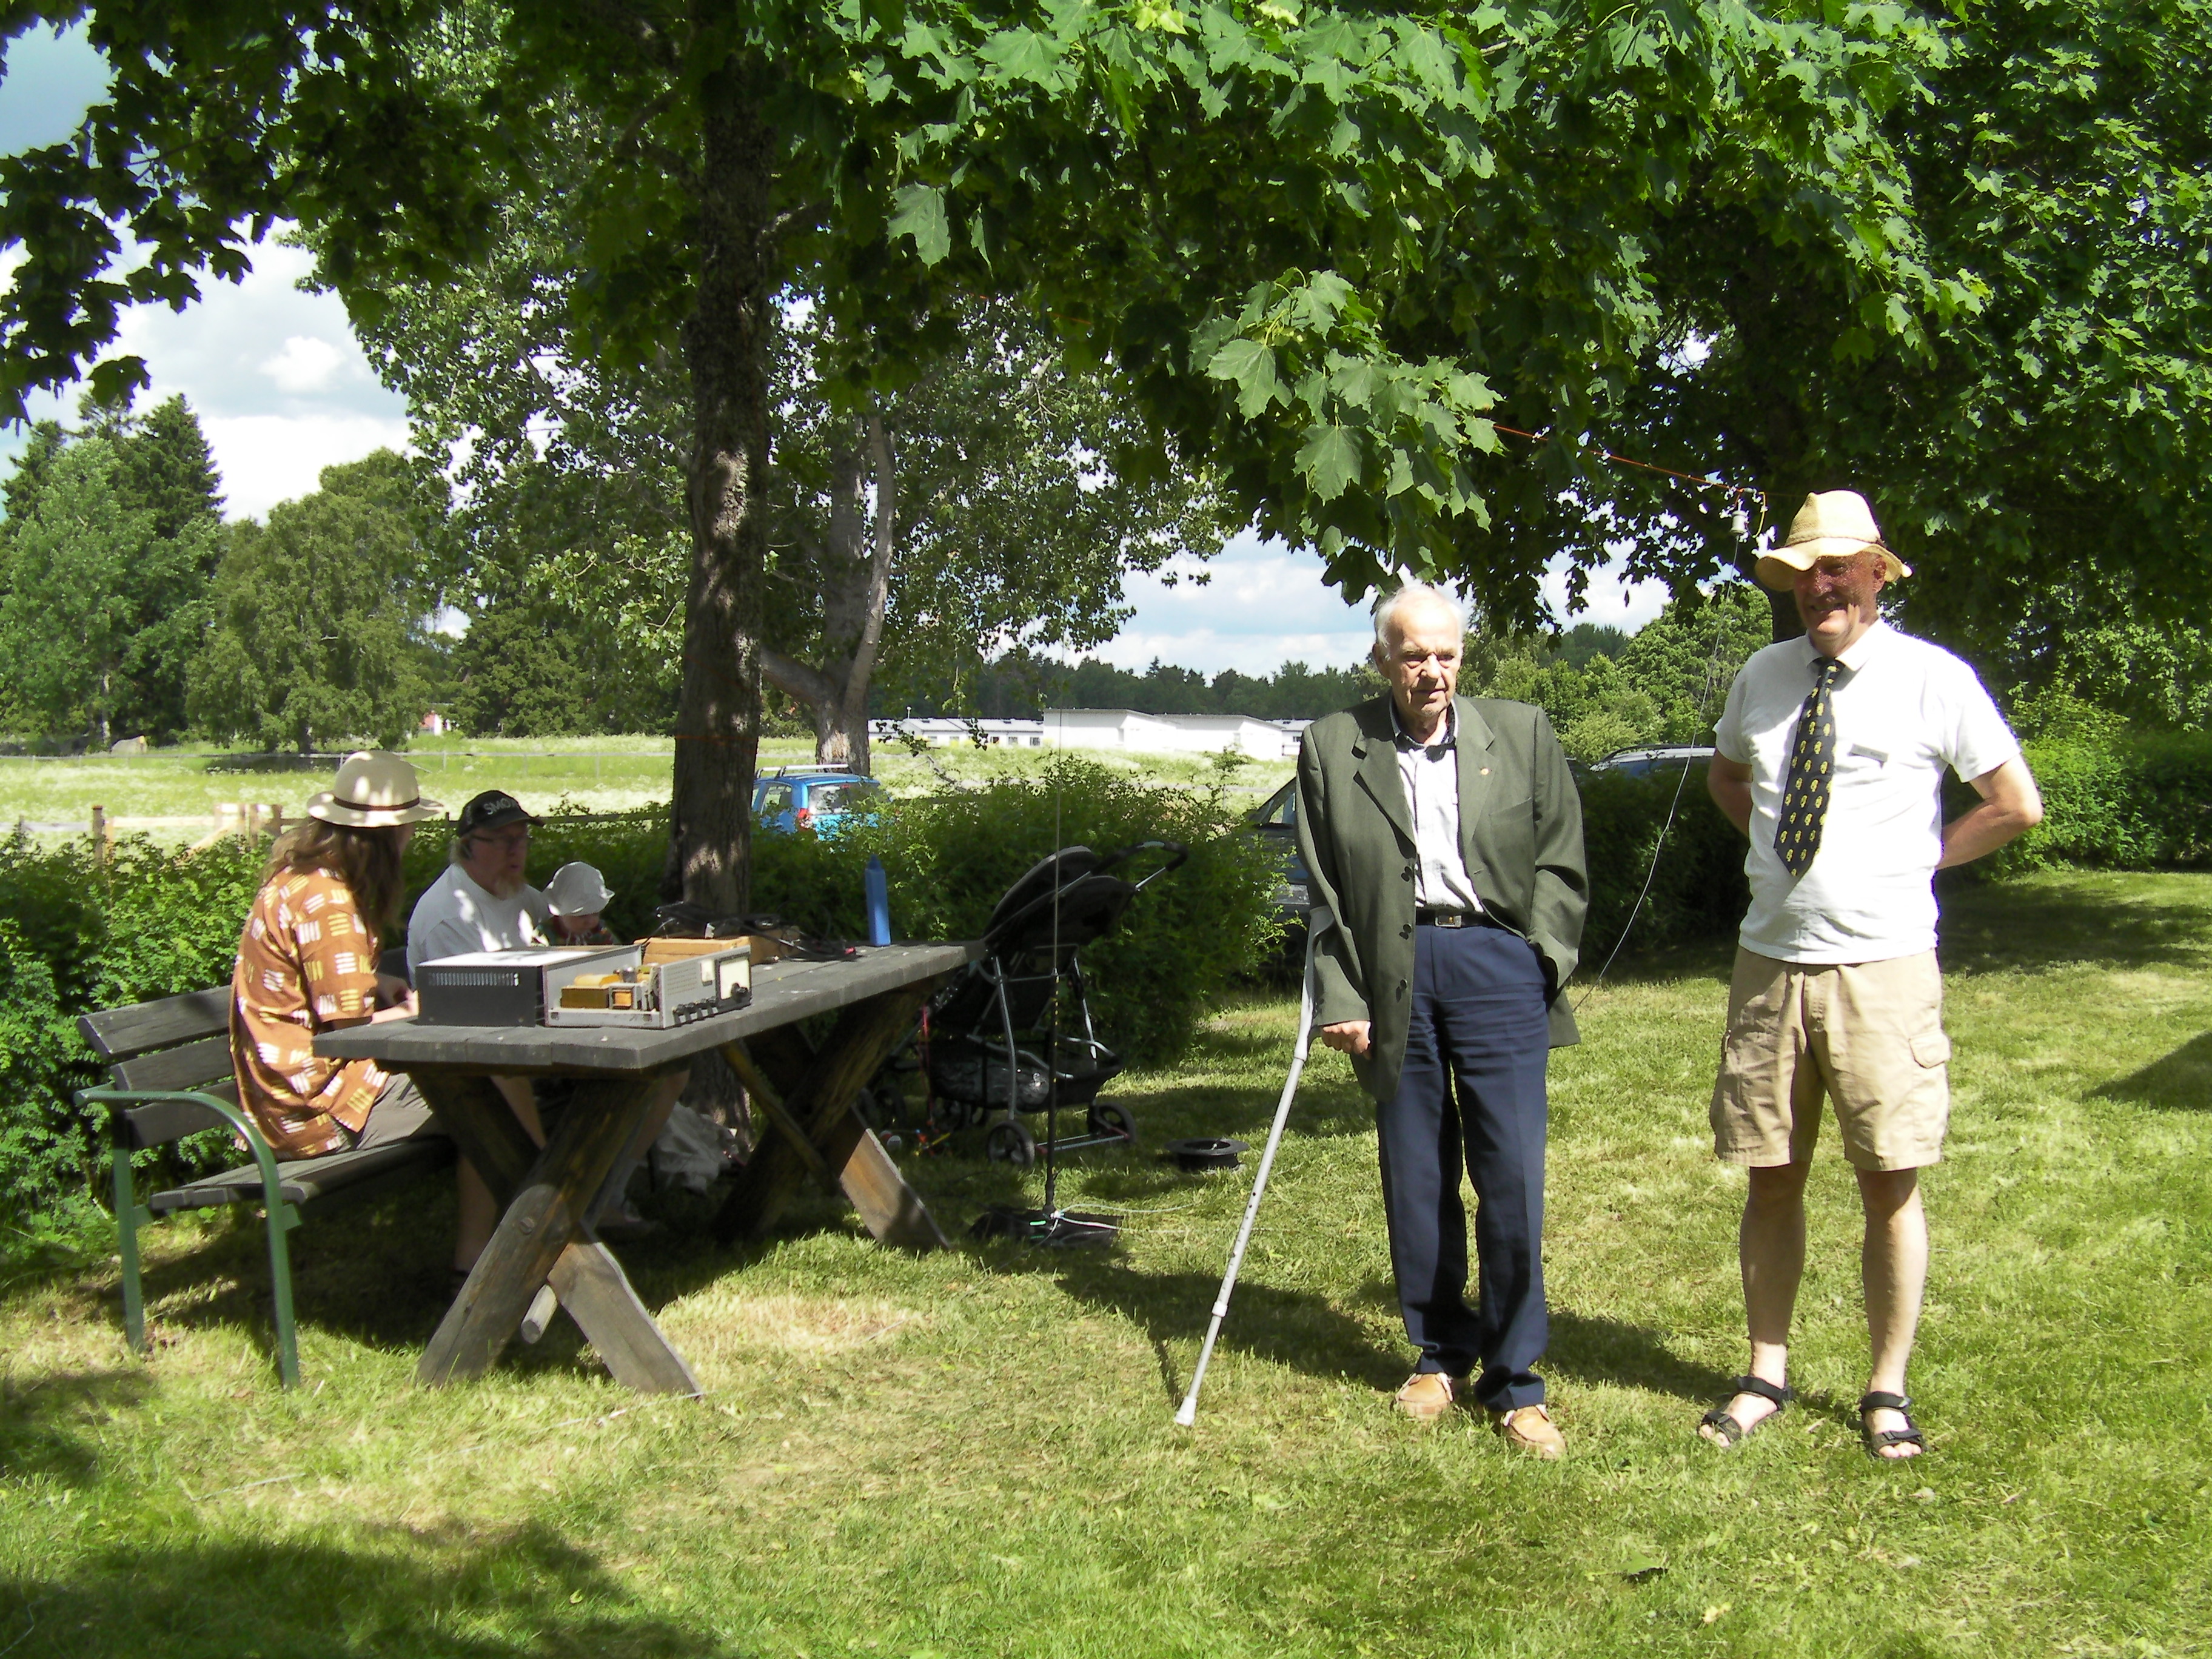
[230, 754, 454, 1197]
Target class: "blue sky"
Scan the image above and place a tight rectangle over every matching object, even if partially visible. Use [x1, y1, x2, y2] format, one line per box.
[1, 22, 1669, 675]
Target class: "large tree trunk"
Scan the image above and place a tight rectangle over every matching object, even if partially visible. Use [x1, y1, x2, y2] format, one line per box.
[759, 405, 899, 774]
[670, 63, 774, 913]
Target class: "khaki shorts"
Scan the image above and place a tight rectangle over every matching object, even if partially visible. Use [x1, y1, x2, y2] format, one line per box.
[1709, 948, 1951, 1171]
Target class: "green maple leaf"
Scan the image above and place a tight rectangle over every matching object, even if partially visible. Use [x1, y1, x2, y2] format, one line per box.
[1298, 423, 1362, 501]
[890, 184, 951, 265]
[1207, 338, 1286, 418]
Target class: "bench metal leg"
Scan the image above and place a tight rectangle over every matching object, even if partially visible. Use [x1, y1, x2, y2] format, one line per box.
[111, 1144, 150, 1357]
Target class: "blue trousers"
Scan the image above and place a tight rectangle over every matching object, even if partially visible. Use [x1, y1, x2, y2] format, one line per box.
[1378, 922, 1552, 1411]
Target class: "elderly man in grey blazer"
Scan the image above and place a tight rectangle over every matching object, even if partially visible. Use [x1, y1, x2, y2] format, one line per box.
[1296, 583, 1588, 1456]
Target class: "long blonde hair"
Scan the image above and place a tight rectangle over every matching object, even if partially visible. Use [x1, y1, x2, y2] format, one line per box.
[263, 819, 410, 939]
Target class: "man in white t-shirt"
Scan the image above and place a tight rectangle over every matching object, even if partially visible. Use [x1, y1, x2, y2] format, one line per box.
[1697, 491, 2043, 1461]
[405, 790, 551, 978]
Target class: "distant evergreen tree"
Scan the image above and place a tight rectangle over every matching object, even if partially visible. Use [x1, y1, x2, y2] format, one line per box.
[448, 595, 677, 737]
[116, 395, 225, 538]
[187, 451, 435, 754]
[0, 395, 227, 745]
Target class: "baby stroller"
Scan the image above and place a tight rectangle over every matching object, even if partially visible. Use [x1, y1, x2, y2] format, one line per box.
[923, 840, 1187, 1167]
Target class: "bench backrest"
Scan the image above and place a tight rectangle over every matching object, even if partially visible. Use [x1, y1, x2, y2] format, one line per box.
[79, 988, 241, 1150]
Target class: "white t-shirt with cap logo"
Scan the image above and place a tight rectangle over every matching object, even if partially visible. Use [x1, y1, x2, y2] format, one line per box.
[405, 864, 551, 979]
[1713, 620, 2020, 965]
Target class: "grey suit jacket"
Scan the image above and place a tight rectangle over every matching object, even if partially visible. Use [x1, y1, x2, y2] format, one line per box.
[1294, 694, 1589, 1105]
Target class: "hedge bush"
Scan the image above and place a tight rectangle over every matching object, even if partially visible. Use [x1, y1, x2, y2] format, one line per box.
[1993, 732, 2212, 872]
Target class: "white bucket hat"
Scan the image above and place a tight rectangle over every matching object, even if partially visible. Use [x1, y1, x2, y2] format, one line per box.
[306, 751, 444, 828]
[1756, 490, 1914, 591]
[545, 862, 615, 917]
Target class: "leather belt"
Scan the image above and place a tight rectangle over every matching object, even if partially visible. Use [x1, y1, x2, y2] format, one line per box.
[1415, 908, 1504, 929]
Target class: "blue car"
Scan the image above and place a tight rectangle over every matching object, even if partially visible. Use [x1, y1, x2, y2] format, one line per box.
[752, 768, 885, 836]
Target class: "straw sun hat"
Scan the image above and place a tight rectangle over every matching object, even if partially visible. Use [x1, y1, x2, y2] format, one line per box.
[306, 751, 445, 828]
[1755, 491, 1915, 591]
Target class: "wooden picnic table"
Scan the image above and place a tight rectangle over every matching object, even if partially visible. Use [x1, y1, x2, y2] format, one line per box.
[317, 941, 973, 1393]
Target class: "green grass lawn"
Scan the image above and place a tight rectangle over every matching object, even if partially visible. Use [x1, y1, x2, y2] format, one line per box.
[0, 736, 1293, 833]
[3, 868, 2208, 1656]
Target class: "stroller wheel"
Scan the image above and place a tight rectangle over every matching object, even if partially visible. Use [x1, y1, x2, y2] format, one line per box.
[1088, 1101, 1136, 1146]
[985, 1120, 1037, 1168]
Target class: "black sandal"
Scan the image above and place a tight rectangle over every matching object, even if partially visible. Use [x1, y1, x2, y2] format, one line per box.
[1857, 1392, 1926, 1459]
[1699, 1375, 1791, 1448]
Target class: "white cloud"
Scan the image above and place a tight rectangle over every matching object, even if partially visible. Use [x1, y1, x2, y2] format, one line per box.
[2, 227, 412, 519]
[204, 413, 414, 518]
[260, 334, 347, 395]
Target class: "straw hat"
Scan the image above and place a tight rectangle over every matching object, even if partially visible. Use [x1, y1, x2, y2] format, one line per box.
[545, 862, 615, 917]
[1756, 491, 1914, 591]
[306, 751, 444, 828]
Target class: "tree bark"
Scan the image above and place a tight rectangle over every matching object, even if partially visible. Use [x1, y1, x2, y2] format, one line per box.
[670, 59, 775, 912]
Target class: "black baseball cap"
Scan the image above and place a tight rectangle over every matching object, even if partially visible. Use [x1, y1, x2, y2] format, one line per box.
[455, 790, 538, 837]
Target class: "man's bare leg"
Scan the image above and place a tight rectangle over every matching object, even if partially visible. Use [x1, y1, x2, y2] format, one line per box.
[454, 1077, 548, 1273]
[1856, 1165, 1927, 1458]
[1701, 1161, 1811, 1443]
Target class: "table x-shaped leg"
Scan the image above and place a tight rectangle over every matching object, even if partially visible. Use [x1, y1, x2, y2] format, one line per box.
[412, 1071, 700, 1393]
[713, 980, 948, 1250]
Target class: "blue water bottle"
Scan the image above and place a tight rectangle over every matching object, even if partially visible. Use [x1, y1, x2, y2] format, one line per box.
[864, 855, 891, 947]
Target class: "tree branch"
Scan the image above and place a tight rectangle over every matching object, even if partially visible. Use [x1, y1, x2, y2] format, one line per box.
[762, 646, 838, 712]
[838, 403, 899, 735]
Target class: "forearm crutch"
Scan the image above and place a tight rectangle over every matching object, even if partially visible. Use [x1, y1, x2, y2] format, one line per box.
[1175, 906, 1334, 1427]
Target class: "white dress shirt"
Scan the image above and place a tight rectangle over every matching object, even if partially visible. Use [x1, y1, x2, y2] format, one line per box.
[1393, 702, 1485, 913]
[1714, 620, 2019, 964]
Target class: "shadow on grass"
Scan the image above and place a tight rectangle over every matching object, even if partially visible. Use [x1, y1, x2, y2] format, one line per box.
[0, 1368, 149, 1486]
[1028, 1256, 1409, 1398]
[0, 1523, 736, 1658]
[2091, 1031, 2212, 1111]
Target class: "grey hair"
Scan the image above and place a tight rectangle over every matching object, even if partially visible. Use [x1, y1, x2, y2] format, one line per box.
[1371, 583, 1466, 652]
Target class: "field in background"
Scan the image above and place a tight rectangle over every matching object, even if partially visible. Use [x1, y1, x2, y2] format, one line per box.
[2, 869, 2207, 1656]
[0, 736, 1297, 834]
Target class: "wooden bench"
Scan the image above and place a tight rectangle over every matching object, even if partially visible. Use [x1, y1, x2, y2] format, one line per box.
[78, 987, 455, 1387]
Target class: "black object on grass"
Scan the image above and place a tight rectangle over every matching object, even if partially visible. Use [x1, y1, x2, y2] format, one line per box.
[1164, 1138, 1249, 1172]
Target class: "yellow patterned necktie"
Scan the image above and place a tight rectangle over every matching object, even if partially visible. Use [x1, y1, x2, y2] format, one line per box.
[1775, 657, 1843, 877]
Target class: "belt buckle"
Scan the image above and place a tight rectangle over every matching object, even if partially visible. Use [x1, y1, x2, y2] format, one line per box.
[1433, 912, 1466, 928]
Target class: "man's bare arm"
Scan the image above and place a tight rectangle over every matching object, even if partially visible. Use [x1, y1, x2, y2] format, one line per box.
[1938, 755, 2043, 868]
[1707, 754, 1754, 837]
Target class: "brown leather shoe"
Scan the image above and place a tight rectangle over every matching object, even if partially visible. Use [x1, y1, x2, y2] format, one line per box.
[1393, 1372, 1462, 1422]
[1489, 1402, 1566, 1459]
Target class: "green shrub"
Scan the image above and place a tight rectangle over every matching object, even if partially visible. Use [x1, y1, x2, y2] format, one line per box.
[750, 759, 1284, 1068]
[1989, 731, 2212, 873]
[0, 834, 264, 1252]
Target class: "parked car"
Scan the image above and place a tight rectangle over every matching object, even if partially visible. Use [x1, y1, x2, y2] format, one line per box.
[1249, 777, 1314, 948]
[1584, 744, 1715, 779]
[752, 768, 885, 836]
